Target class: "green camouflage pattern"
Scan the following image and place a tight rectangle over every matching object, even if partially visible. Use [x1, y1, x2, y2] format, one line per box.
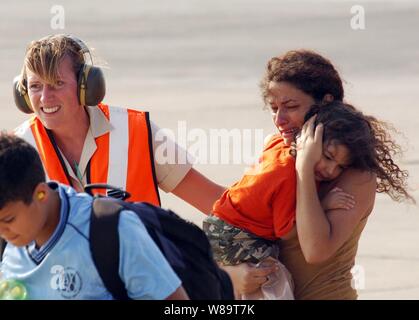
[203, 215, 279, 266]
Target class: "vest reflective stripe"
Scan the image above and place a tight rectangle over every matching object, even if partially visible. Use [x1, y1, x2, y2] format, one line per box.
[15, 104, 160, 206]
[107, 106, 129, 191]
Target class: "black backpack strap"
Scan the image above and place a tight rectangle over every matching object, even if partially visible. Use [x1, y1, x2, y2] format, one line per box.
[0, 238, 6, 262]
[90, 198, 130, 300]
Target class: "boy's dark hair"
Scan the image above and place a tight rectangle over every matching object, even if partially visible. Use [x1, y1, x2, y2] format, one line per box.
[0, 133, 45, 209]
[303, 101, 413, 202]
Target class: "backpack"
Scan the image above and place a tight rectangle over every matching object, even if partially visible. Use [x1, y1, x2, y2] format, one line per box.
[89, 189, 234, 300]
[0, 239, 5, 261]
[0, 185, 235, 300]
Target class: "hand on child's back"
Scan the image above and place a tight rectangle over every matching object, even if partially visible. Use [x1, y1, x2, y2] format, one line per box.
[321, 187, 355, 211]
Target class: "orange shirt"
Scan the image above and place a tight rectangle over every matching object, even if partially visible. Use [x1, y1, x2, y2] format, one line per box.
[212, 135, 296, 240]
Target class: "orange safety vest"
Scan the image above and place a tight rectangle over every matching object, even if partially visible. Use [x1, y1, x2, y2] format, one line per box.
[15, 103, 160, 206]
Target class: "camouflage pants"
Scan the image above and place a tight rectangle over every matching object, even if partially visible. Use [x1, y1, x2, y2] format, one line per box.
[203, 215, 280, 266]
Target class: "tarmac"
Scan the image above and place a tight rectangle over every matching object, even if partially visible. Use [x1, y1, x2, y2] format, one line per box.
[0, 0, 418, 299]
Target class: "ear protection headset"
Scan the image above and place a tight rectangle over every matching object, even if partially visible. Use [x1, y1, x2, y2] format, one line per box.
[13, 34, 106, 114]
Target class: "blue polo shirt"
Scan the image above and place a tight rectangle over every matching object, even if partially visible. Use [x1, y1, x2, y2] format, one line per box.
[0, 182, 181, 300]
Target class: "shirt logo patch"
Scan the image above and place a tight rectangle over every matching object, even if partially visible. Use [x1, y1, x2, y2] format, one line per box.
[50, 265, 82, 299]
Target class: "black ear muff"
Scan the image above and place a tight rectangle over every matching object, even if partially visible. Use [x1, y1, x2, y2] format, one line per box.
[13, 76, 33, 114]
[77, 64, 106, 106]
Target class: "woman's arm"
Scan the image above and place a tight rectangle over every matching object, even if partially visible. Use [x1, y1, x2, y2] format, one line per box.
[151, 121, 226, 214]
[172, 168, 226, 214]
[222, 263, 278, 295]
[295, 118, 376, 264]
[296, 168, 376, 264]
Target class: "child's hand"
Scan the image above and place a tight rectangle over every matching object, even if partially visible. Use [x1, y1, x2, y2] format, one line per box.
[321, 187, 355, 211]
[295, 115, 323, 172]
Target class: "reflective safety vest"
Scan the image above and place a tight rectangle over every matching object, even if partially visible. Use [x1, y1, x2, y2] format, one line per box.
[15, 103, 160, 206]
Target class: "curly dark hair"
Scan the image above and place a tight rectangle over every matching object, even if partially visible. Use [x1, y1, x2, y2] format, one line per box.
[0, 133, 46, 209]
[303, 102, 413, 203]
[260, 50, 344, 105]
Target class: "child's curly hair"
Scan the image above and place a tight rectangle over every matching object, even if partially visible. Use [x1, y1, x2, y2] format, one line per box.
[302, 101, 413, 203]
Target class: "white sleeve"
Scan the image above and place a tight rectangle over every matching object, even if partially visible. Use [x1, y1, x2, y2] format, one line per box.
[149, 120, 194, 193]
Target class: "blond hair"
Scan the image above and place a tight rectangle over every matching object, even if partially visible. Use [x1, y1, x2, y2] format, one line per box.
[19, 34, 85, 89]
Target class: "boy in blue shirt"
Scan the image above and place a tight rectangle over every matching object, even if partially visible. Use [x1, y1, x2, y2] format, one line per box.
[0, 133, 188, 300]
